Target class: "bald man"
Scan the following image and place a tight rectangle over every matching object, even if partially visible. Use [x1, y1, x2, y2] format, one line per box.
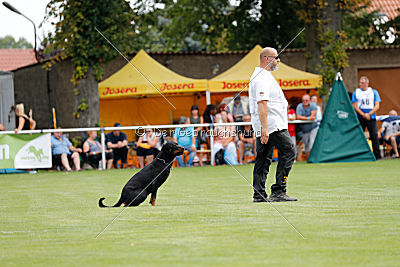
[249, 47, 297, 202]
[352, 76, 381, 160]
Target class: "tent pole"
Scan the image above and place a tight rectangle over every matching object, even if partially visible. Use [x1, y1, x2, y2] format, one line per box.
[206, 91, 211, 105]
[100, 128, 106, 170]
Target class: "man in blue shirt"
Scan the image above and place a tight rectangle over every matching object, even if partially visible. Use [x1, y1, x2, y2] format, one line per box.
[352, 76, 381, 160]
[51, 130, 82, 171]
[296, 94, 319, 156]
[173, 116, 196, 167]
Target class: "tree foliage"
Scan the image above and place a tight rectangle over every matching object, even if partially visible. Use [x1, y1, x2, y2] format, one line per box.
[43, 0, 136, 124]
[0, 35, 33, 49]
[295, 0, 368, 98]
[133, 0, 305, 52]
[343, 5, 400, 47]
[43, 0, 136, 83]
[227, 0, 305, 50]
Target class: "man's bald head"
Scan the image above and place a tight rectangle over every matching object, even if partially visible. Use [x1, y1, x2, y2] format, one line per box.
[260, 47, 279, 70]
[260, 47, 277, 61]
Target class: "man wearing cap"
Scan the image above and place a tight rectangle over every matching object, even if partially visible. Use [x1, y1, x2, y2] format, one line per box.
[249, 47, 297, 202]
[173, 116, 196, 167]
[106, 122, 129, 168]
[226, 93, 250, 122]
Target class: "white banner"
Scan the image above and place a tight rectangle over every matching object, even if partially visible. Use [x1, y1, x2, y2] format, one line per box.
[0, 133, 52, 169]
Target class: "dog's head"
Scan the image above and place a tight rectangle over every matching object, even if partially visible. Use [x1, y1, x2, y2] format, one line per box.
[161, 142, 184, 159]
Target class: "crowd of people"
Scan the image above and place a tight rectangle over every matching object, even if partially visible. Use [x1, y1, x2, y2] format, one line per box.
[1, 74, 399, 172]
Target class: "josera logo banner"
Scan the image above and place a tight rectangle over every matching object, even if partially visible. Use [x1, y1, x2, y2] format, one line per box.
[0, 134, 52, 169]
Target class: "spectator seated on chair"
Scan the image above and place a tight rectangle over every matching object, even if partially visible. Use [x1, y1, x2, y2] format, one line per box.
[296, 94, 318, 158]
[212, 110, 239, 165]
[174, 116, 196, 167]
[187, 105, 206, 149]
[83, 131, 114, 169]
[51, 130, 81, 171]
[238, 114, 256, 164]
[226, 93, 250, 122]
[378, 109, 400, 158]
[106, 122, 128, 169]
[136, 127, 160, 168]
[173, 116, 196, 167]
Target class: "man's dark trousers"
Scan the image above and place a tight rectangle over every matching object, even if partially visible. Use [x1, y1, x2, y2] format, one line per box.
[358, 117, 381, 160]
[112, 147, 128, 167]
[253, 130, 296, 200]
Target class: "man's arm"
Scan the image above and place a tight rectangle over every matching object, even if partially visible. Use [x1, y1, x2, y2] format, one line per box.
[107, 141, 117, 148]
[377, 126, 385, 138]
[352, 102, 365, 117]
[296, 110, 317, 121]
[121, 133, 128, 147]
[368, 102, 380, 116]
[68, 145, 82, 153]
[258, 100, 269, 144]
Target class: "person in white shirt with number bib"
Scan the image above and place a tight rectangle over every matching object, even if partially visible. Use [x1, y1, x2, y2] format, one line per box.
[351, 76, 381, 160]
[249, 47, 297, 202]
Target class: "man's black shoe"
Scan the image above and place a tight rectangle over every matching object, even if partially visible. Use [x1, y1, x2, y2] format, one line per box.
[253, 197, 271, 203]
[269, 192, 298, 202]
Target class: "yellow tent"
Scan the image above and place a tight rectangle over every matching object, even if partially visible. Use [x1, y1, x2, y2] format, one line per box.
[208, 45, 322, 92]
[99, 50, 208, 139]
[98, 50, 208, 98]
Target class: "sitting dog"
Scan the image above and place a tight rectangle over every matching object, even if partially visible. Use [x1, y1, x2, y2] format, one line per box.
[99, 142, 184, 207]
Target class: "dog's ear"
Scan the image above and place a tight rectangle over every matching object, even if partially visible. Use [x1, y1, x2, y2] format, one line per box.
[165, 143, 173, 153]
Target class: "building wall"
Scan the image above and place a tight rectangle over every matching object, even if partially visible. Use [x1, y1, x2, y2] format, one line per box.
[344, 46, 400, 92]
[12, 46, 400, 129]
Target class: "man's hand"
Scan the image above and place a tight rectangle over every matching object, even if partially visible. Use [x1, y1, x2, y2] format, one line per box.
[260, 128, 269, 144]
[363, 113, 371, 120]
[190, 145, 196, 152]
[76, 148, 82, 153]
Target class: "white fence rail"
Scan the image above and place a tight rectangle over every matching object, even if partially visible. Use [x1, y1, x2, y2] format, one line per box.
[0, 120, 310, 169]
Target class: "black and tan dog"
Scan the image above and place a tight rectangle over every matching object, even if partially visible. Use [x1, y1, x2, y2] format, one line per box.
[99, 142, 184, 207]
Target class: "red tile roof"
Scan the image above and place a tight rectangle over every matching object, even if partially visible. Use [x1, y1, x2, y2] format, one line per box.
[0, 49, 37, 71]
[367, 0, 400, 19]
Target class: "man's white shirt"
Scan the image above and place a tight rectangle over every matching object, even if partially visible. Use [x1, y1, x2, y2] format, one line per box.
[249, 67, 288, 137]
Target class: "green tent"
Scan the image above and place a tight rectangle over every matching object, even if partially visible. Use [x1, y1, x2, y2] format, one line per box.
[308, 73, 376, 163]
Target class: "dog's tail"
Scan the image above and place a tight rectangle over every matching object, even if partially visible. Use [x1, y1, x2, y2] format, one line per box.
[98, 197, 123, 208]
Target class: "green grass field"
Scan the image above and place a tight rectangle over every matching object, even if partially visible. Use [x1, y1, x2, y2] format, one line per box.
[1, 160, 399, 266]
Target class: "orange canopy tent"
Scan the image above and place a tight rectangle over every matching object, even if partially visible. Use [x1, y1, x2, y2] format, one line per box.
[99, 46, 322, 140]
[208, 45, 322, 103]
[99, 50, 208, 139]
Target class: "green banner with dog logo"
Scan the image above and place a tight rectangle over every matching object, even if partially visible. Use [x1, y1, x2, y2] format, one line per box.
[0, 134, 51, 169]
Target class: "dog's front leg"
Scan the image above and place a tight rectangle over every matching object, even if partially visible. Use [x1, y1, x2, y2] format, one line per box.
[150, 192, 157, 206]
